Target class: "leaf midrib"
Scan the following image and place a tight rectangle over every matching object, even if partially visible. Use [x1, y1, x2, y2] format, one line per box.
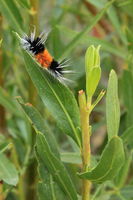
[28, 54, 81, 147]
[38, 134, 76, 200]
[41, 73, 80, 146]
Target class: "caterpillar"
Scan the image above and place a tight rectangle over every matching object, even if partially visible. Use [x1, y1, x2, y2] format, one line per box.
[21, 29, 72, 80]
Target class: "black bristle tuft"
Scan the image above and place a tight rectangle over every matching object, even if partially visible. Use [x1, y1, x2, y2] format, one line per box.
[49, 60, 63, 76]
[22, 36, 45, 55]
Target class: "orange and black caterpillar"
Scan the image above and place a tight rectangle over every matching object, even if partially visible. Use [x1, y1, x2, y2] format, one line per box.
[21, 30, 71, 78]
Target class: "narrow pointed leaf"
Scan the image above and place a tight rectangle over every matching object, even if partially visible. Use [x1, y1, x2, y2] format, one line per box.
[38, 180, 66, 200]
[86, 67, 101, 98]
[114, 152, 132, 189]
[61, 152, 82, 164]
[37, 162, 67, 200]
[22, 50, 81, 146]
[85, 45, 95, 73]
[50, 26, 65, 59]
[16, 0, 31, 9]
[79, 137, 125, 183]
[0, 0, 23, 34]
[106, 70, 120, 140]
[17, 97, 60, 158]
[0, 153, 18, 186]
[107, 6, 127, 44]
[90, 90, 105, 112]
[121, 125, 133, 145]
[0, 142, 12, 153]
[36, 132, 78, 200]
[122, 70, 133, 126]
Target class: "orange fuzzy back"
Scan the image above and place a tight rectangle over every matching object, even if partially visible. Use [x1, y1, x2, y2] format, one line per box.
[35, 49, 53, 68]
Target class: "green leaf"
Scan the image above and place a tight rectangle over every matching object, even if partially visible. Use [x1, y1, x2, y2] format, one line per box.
[16, 0, 31, 9]
[37, 162, 67, 200]
[107, 6, 127, 44]
[0, 0, 23, 34]
[86, 67, 101, 99]
[106, 70, 120, 140]
[121, 186, 133, 199]
[121, 70, 133, 126]
[78, 137, 125, 183]
[50, 26, 65, 59]
[85, 45, 95, 73]
[114, 151, 132, 189]
[0, 87, 21, 117]
[0, 142, 12, 153]
[121, 125, 133, 145]
[38, 179, 66, 200]
[17, 97, 60, 158]
[90, 90, 105, 112]
[61, 152, 82, 165]
[118, 0, 132, 6]
[126, 28, 133, 52]
[22, 50, 81, 147]
[36, 132, 78, 200]
[87, 0, 104, 8]
[0, 152, 18, 186]
[59, 0, 115, 59]
[85, 45, 101, 100]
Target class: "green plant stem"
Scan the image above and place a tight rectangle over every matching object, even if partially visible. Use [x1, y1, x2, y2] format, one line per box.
[78, 90, 91, 200]
[18, 175, 25, 200]
[0, 13, 6, 135]
[0, 182, 4, 200]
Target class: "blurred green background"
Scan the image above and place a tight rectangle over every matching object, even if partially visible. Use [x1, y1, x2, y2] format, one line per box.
[0, 0, 133, 199]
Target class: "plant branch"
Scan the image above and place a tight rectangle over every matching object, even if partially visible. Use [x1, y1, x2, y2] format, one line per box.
[78, 90, 91, 200]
